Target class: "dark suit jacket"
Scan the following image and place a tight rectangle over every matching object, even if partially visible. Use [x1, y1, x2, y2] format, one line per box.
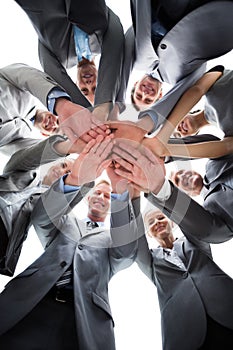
[164, 135, 233, 243]
[15, 0, 124, 110]
[120, 1, 233, 128]
[137, 230, 233, 350]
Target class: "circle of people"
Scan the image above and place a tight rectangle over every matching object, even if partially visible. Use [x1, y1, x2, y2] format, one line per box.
[0, 1, 233, 349]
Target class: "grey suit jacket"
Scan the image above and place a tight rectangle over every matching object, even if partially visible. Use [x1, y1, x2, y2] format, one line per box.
[122, 1, 233, 128]
[204, 68, 233, 137]
[15, 0, 125, 109]
[0, 181, 139, 350]
[0, 63, 65, 155]
[164, 133, 233, 244]
[0, 135, 67, 276]
[136, 230, 233, 350]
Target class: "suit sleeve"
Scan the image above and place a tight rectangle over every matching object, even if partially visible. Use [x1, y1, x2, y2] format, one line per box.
[38, 41, 92, 107]
[109, 192, 141, 273]
[0, 63, 63, 107]
[94, 9, 124, 107]
[31, 179, 94, 246]
[145, 182, 233, 243]
[3, 135, 67, 173]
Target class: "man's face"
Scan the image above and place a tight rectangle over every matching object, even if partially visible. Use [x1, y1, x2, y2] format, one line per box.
[77, 61, 97, 104]
[42, 159, 74, 186]
[174, 113, 199, 138]
[145, 209, 173, 240]
[170, 170, 203, 196]
[34, 109, 59, 136]
[133, 75, 162, 110]
[87, 182, 112, 220]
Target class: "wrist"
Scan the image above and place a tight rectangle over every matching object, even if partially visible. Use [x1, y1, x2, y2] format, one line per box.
[136, 116, 154, 133]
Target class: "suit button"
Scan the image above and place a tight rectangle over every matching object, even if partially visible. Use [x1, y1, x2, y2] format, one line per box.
[160, 43, 167, 50]
[60, 261, 67, 268]
[29, 196, 34, 202]
[78, 244, 84, 250]
[182, 272, 188, 279]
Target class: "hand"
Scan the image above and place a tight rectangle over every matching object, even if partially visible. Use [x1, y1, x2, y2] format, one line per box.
[107, 120, 147, 144]
[55, 99, 109, 142]
[92, 102, 111, 122]
[112, 142, 166, 194]
[65, 134, 114, 186]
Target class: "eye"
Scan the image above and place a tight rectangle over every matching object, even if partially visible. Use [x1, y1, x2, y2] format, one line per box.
[81, 88, 89, 95]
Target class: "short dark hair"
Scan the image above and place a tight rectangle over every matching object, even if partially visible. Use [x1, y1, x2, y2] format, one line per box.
[130, 86, 141, 111]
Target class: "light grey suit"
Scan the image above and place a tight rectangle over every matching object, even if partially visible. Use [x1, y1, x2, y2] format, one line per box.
[0, 134, 67, 276]
[137, 227, 233, 350]
[0, 179, 139, 349]
[122, 1, 233, 128]
[0, 63, 66, 155]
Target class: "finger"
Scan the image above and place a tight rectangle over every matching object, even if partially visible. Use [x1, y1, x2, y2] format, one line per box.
[95, 136, 114, 158]
[116, 142, 142, 159]
[79, 133, 94, 143]
[114, 168, 134, 182]
[141, 144, 163, 164]
[112, 146, 138, 165]
[82, 139, 97, 154]
[111, 154, 134, 172]
[87, 129, 99, 138]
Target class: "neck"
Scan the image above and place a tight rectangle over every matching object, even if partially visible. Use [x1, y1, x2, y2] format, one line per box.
[158, 236, 175, 249]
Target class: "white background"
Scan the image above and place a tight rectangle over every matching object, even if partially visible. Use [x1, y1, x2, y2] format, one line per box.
[0, 1, 233, 349]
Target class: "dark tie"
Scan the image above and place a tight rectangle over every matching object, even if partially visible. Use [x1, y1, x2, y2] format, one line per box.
[86, 221, 99, 230]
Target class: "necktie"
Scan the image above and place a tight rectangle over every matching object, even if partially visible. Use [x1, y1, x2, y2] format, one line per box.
[73, 25, 92, 62]
[86, 221, 99, 230]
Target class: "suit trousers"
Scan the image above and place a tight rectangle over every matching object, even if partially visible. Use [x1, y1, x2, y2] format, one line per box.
[0, 287, 79, 350]
[199, 314, 233, 349]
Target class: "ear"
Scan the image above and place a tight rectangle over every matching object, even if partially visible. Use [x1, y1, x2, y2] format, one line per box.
[158, 87, 163, 99]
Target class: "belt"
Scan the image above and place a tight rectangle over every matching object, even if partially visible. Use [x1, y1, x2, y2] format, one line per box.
[48, 286, 74, 303]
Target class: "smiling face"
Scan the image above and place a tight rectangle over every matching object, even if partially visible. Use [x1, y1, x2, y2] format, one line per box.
[144, 209, 174, 243]
[87, 181, 112, 222]
[170, 169, 203, 196]
[77, 60, 97, 104]
[173, 113, 200, 138]
[34, 109, 60, 136]
[132, 75, 162, 110]
[42, 159, 74, 186]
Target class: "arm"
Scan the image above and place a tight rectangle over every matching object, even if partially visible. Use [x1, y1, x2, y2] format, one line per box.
[3, 135, 68, 173]
[155, 70, 223, 143]
[92, 9, 124, 120]
[38, 41, 91, 108]
[31, 136, 114, 242]
[0, 63, 63, 107]
[111, 141, 233, 244]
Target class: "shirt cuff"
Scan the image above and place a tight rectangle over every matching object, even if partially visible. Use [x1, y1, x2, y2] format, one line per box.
[152, 179, 171, 201]
[47, 88, 71, 114]
[59, 174, 81, 193]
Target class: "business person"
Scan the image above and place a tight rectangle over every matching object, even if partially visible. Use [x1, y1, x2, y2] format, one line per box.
[14, 0, 125, 120]
[0, 135, 139, 350]
[122, 1, 233, 120]
[136, 207, 233, 350]
[0, 62, 109, 154]
[111, 140, 233, 243]
[0, 129, 90, 276]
